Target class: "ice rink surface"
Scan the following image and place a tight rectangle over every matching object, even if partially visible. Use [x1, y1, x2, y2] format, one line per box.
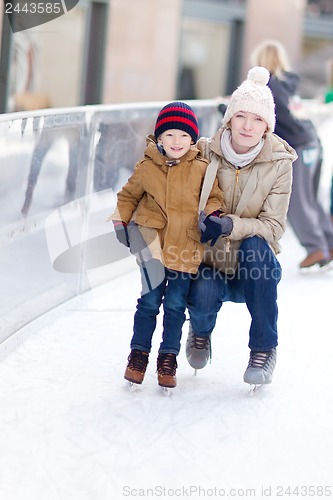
[0, 222, 332, 500]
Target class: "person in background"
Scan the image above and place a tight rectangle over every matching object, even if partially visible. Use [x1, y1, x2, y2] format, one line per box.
[330, 176, 333, 225]
[252, 39, 333, 269]
[109, 102, 227, 389]
[324, 58, 333, 225]
[185, 67, 296, 387]
[324, 58, 333, 104]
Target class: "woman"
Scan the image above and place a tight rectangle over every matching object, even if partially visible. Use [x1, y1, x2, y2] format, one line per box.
[324, 58, 333, 225]
[186, 66, 297, 387]
[252, 39, 333, 269]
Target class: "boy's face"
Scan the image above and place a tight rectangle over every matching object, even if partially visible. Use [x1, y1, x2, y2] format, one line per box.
[158, 129, 192, 160]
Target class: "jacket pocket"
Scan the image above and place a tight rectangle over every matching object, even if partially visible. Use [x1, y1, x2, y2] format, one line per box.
[182, 227, 203, 268]
[186, 227, 201, 243]
[135, 214, 166, 229]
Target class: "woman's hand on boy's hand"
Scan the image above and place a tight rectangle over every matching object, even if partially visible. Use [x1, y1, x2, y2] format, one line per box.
[199, 211, 233, 246]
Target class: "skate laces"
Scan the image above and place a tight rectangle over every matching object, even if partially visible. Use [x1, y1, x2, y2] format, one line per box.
[189, 333, 212, 359]
[157, 353, 177, 376]
[127, 349, 149, 373]
[248, 350, 275, 369]
[193, 335, 211, 351]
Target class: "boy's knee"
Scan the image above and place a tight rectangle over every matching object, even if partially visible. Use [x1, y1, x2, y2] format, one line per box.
[188, 277, 219, 311]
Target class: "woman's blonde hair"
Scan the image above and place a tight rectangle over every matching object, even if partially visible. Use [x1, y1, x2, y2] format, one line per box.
[251, 40, 291, 78]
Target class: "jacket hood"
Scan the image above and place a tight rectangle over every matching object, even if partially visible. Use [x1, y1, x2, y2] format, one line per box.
[209, 127, 297, 166]
[144, 134, 203, 165]
[262, 132, 298, 163]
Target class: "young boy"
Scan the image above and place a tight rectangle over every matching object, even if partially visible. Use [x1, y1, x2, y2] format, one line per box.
[109, 101, 232, 388]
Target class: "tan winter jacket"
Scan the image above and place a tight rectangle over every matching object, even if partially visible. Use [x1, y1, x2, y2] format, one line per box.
[197, 128, 297, 274]
[109, 135, 224, 273]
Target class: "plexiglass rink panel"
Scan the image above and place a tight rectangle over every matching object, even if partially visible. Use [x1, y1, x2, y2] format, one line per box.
[0, 101, 220, 342]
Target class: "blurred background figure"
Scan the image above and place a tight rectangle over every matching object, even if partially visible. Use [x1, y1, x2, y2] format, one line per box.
[324, 58, 333, 104]
[251, 39, 333, 269]
[9, 32, 50, 112]
[324, 58, 333, 224]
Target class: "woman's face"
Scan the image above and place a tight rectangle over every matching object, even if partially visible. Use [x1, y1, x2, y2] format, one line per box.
[230, 111, 268, 154]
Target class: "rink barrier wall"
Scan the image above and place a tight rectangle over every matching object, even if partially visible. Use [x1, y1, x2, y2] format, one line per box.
[0, 100, 222, 344]
[0, 99, 332, 345]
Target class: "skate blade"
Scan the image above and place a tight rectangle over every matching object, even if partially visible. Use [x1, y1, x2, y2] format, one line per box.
[160, 386, 172, 396]
[320, 261, 333, 272]
[299, 261, 333, 274]
[249, 383, 262, 395]
[126, 380, 142, 391]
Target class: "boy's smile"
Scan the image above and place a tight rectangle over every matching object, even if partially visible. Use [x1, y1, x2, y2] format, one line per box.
[158, 129, 193, 159]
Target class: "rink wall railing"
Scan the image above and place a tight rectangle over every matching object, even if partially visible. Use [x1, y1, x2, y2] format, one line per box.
[0, 99, 332, 345]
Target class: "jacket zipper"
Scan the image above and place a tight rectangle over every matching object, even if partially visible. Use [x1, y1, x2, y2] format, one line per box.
[225, 167, 240, 270]
[230, 166, 241, 210]
[235, 167, 240, 184]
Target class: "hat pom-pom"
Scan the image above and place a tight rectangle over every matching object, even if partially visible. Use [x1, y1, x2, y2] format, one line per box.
[247, 66, 270, 86]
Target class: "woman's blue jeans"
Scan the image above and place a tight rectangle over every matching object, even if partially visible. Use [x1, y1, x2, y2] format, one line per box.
[187, 236, 282, 351]
[131, 267, 194, 355]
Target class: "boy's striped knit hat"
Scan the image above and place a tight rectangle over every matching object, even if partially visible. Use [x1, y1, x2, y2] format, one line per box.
[154, 101, 199, 143]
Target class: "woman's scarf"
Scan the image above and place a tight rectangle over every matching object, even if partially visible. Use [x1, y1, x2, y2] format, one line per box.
[220, 129, 264, 168]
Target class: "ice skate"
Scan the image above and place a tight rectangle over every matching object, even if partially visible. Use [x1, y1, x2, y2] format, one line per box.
[299, 250, 330, 272]
[243, 349, 276, 387]
[156, 353, 177, 389]
[124, 349, 149, 385]
[185, 323, 211, 373]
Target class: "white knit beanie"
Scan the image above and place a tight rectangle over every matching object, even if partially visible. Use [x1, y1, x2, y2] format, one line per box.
[222, 66, 276, 133]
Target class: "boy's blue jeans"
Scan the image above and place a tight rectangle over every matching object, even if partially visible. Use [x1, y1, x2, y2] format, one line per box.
[187, 236, 282, 351]
[131, 267, 194, 355]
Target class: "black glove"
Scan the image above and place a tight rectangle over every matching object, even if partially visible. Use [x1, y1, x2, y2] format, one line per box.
[199, 211, 233, 246]
[113, 221, 129, 247]
[218, 103, 228, 117]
